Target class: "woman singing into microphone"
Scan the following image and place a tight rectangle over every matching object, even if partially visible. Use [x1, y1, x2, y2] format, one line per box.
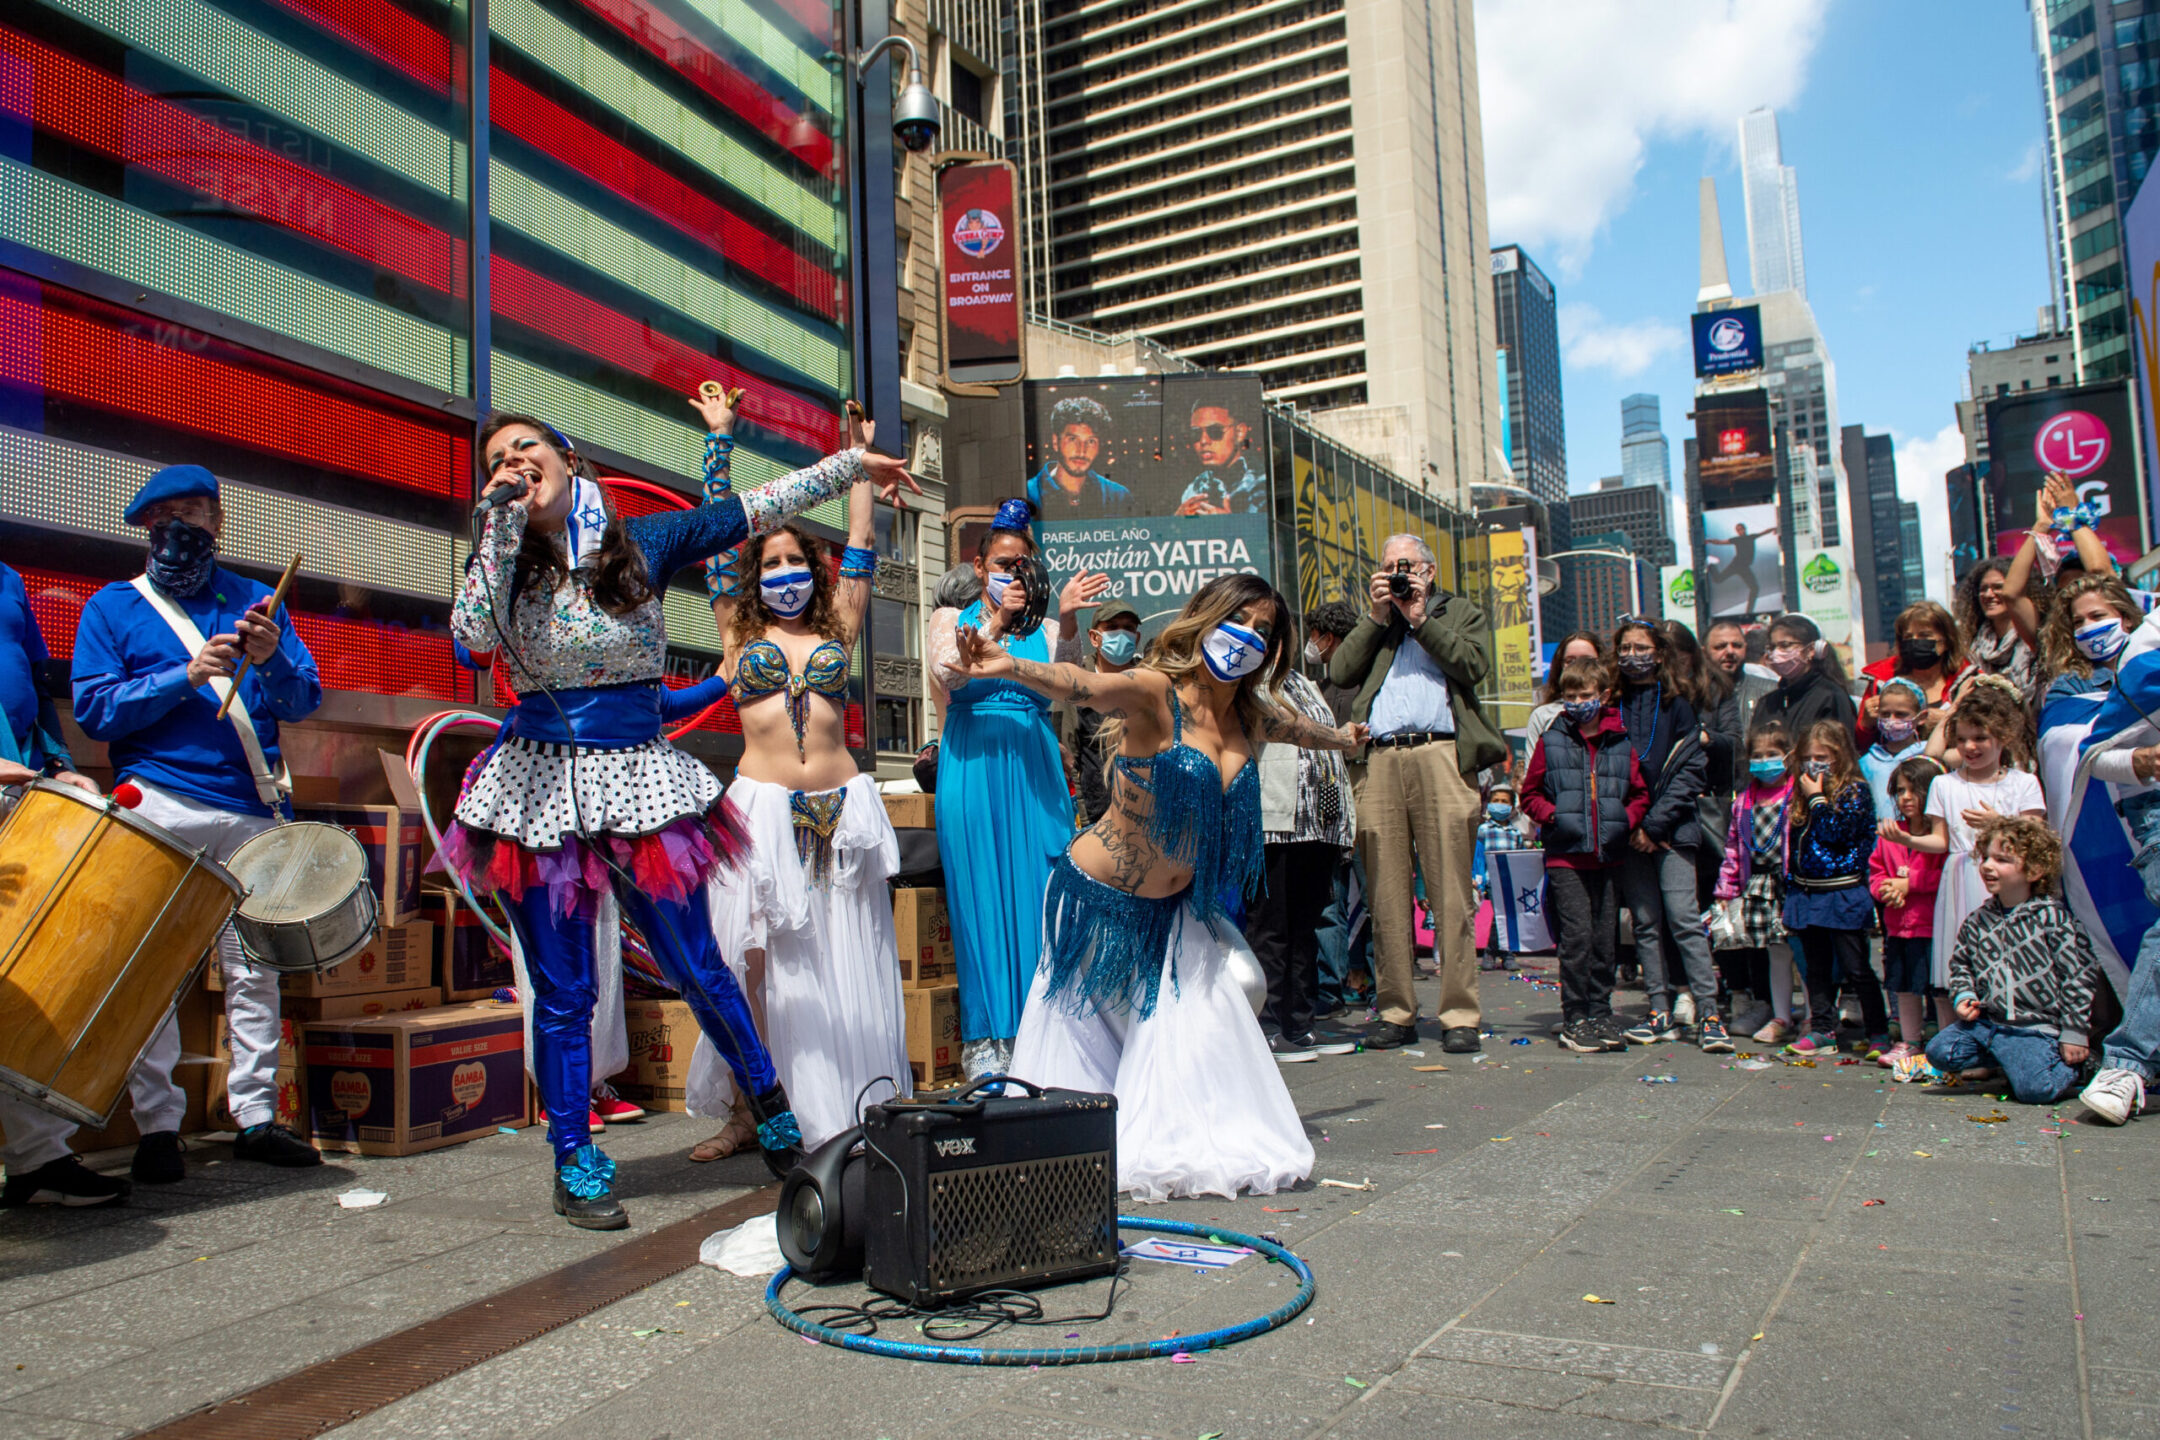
[445, 401, 918, 1229]
[950, 573, 1364, 1200]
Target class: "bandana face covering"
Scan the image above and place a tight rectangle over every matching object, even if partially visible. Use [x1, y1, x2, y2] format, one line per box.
[1201, 621, 1267, 681]
[1616, 653, 1658, 680]
[1097, 629, 1138, 665]
[2075, 617, 2128, 662]
[146, 518, 217, 597]
[760, 567, 815, 618]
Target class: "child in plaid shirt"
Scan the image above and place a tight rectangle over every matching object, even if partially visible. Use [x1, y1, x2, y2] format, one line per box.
[1475, 782, 1533, 971]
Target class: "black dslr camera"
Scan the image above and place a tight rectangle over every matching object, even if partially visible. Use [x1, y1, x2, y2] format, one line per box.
[1387, 559, 1416, 600]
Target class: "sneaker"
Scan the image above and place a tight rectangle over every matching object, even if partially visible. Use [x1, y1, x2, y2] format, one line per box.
[1875, 1042, 1918, 1070]
[1269, 1032, 1319, 1063]
[1784, 1032, 1838, 1058]
[1698, 1016, 1734, 1053]
[1862, 1036, 1892, 1062]
[553, 1144, 627, 1230]
[1559, 1019, 1606, 1053]
[1731, 1001, 1773, 1038]
[1441, 1026, 1483, 1054]
[233, 1122, 323, 1168]
[1590, 1014, 1630, 1051]
[1, 1154, 130, 1208]
[1310, 1029, 1361, 1056]
[1479, 954, 1500, 972]
[1673, 993, 1698, 1029]
[592, 1086, 645, 1125]
[2080, 1067, 2148, 1125]
[1623, 1011, 1677, 1045]
[1359, 1021, 1420, 1051]
[537, 1108, 608, 1136]
[131, 1130, 185, 1184]
[1752, 1016, 1793, 1046]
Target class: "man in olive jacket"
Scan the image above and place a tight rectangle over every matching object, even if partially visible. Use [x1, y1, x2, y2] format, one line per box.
[1328, 535, 1504, 1052]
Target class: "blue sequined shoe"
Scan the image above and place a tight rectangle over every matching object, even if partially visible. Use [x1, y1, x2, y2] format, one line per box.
[553, 1144, 627, 1230]
[749, 1083, 804, 1179]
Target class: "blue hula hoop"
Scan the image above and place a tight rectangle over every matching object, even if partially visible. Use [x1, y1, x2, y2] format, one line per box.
[764, 1216, 1315, 1365]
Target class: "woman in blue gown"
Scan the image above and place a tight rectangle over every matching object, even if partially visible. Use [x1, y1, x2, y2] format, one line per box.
[928, 500, 1103, 1076]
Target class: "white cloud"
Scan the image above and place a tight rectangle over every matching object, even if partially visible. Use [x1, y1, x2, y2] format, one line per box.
[1559, 303, 1687, 378]
[1893, 422, 1970, 603]
[1474, 0, 1831, 270]
[2007, 142, 2042, 184]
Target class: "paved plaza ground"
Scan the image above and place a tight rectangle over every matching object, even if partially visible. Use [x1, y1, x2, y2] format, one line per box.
[4, 967, 2156, 1440]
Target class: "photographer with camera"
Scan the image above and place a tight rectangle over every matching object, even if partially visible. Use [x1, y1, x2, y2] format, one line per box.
[1328, 536, 1504, 1052]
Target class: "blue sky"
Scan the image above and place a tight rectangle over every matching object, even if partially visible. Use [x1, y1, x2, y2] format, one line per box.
[1475, 0, 2054, 599]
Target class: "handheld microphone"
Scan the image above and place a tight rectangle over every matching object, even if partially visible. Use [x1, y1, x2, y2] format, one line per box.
[473, 478, 530, 516]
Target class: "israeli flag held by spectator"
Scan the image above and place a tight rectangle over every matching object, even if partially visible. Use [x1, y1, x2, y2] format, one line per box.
[2060, 652, 2160, 996]
[1489, 847, 1551, 954]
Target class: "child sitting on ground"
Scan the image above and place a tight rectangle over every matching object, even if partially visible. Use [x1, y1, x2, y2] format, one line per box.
[1926, 815, 2099, 1104]
[1522, 655, 1649, 1054]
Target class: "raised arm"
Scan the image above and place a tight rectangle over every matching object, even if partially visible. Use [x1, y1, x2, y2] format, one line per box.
[1256, 700, 1367, 752]
[692, 386, 744, 641]
[952, 623, 1164, 717]
[833, 402, 878, 647]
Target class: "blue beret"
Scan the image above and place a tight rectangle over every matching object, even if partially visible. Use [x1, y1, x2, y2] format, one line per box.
[123, 464, 219, 526]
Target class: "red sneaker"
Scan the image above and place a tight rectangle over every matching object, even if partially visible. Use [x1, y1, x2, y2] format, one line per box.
[537, 1108, 608, 1135]
[593, 1087, 646, 1125]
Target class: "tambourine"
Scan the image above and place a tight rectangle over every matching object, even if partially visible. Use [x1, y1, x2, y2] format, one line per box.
[699, 380, 746, 408]
[1006, 552, 1052, 639]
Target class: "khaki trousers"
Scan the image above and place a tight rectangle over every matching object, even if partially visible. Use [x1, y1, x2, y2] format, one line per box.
[1354, 740, 1482, 1029]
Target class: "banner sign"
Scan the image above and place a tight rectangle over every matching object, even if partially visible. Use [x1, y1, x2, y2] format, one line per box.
[1488, 528, 1534, 728]
[938, 160, 1022, 385]
[1797, 545, 1854, 644]
[1691, 305, 1762, 378]
[2125, 167, 2160, 547]
[1694, 389, 1776, 504]
[1701, 502, 1782, 619]
[1521, 526, 1544, 674]
[1024, 373, 1273, 632]
[1985, 382, 2148, 567]
[1659, 565, 1696, 625]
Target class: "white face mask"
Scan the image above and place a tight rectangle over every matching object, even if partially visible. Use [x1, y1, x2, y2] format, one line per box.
[760, 566, 814, 618]
[1201, 621, 1268, 682]
[2075, 617, 2128, 663]
[984, 572, 1014, 608]
[1302, 639, 1326, 666]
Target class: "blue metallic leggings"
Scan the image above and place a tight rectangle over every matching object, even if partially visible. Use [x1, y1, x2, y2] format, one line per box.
[502, 881, 777, 1161]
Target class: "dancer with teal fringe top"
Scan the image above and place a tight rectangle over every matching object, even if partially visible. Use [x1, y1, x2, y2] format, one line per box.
[928, 500, 1108, 1078]
[950, 573, 1366, 1201]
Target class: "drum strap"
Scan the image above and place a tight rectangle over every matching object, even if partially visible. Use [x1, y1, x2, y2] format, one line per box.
[129, 576, 292, 811]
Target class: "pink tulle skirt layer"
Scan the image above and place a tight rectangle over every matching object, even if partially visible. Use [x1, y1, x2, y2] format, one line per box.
[439, 803, 751, 916]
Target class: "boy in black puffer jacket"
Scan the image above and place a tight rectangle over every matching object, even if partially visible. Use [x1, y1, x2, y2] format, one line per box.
[1523, 656, 1649, 1054]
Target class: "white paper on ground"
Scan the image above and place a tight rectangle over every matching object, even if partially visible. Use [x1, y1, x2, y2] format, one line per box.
[337, 1190, 387, 1209]
[700, 1213, 785, 1276]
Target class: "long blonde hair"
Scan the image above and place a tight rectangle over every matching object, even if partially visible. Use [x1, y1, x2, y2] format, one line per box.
[1095, 574, 1292, 776]
[2039, 572, 2140, 688]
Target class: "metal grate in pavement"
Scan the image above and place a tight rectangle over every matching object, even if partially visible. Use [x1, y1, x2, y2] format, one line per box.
[131, 1183, 779, 1440]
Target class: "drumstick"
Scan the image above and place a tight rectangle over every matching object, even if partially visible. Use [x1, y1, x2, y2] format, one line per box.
[216, 553, 303, 721]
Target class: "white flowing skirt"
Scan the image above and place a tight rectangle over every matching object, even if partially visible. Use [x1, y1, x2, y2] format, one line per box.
[1010, 900, 1315, 1203]
[685, 773, 910, 1147]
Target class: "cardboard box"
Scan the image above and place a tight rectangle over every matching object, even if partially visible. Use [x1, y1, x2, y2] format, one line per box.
[882, 792, 934, 829]
[892, 887, 956, 988]
[904, 985, 960, 1087]
[424, 888, 514, 1001]
[275, 920, 433, 998]
[283, 987, 440, 1023]
[295, 803, 425, 925]
[215, 1013, 302, 1068]
[301, 1001, 529, 1155]
[610, 1000, 697, 1112]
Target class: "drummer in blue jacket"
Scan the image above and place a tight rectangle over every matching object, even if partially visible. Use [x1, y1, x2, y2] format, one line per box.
[0, 565, 131, 1206]
[68, 464, 325, 1182]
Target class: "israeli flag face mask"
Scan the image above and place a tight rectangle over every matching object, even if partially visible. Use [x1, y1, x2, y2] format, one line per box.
[2075, 617, 2128, 663]
[1201, 621, 1268, 682]
[984, 572, 1015, 608]
[760, 566, 815, 618]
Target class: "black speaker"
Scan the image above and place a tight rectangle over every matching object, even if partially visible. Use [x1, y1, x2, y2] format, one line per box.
[776, 1125, 869, 1281]
[859, 1077, 1119, 1306]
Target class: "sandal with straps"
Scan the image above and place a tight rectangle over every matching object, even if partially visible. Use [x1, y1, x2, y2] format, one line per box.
[689, 1101, 756, 1163]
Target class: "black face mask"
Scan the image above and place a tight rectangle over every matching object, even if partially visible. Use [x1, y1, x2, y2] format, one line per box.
[146, 519, 217, 598]
[1898, 638, 1940, 671]
[1616, 653, 1658, 681]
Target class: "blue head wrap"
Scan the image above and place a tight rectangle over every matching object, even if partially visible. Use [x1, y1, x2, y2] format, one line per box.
[992, 497, 1034, 535]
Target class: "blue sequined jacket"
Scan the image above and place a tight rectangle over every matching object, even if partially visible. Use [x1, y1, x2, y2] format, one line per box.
[1784, 778, 1876, 890]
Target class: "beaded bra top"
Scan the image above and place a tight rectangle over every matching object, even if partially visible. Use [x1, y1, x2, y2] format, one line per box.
[1109, 685, 1264, 927]
[735, 637, 848, 756]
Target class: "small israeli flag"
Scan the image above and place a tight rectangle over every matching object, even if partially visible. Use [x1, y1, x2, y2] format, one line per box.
[1490, 848, 1551, 953]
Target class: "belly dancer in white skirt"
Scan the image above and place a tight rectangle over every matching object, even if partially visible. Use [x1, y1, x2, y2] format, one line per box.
[683, 395, 912, 1156]
[949, 573, 1365, 1201]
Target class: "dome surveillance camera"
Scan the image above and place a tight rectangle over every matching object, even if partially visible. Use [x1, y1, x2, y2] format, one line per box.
[894, 70, 941, 152]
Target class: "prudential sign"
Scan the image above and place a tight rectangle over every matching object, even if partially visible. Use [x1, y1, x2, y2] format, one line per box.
[1691, 306, 1763, 378]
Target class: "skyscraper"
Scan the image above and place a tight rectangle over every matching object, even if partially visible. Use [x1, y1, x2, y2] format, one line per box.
[1006, 0, 1499, 500]
[1899, 501, 1927, 607]
[1738, 107, 1807, 299]
[2028, 2, 2155, 382]
[1840, 425, 1909, 649]
[1621, 394, 1671, 496]
[1492, 244, 1572, 635]
[1569, 477, 1674, 568]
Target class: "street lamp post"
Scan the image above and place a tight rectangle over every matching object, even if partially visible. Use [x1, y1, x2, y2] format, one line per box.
[1543, 547, 1645, 618]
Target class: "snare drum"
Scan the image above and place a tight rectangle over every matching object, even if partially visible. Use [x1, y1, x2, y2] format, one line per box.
[226, 822, 379, 973]
[0, 780, 242, 1126]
